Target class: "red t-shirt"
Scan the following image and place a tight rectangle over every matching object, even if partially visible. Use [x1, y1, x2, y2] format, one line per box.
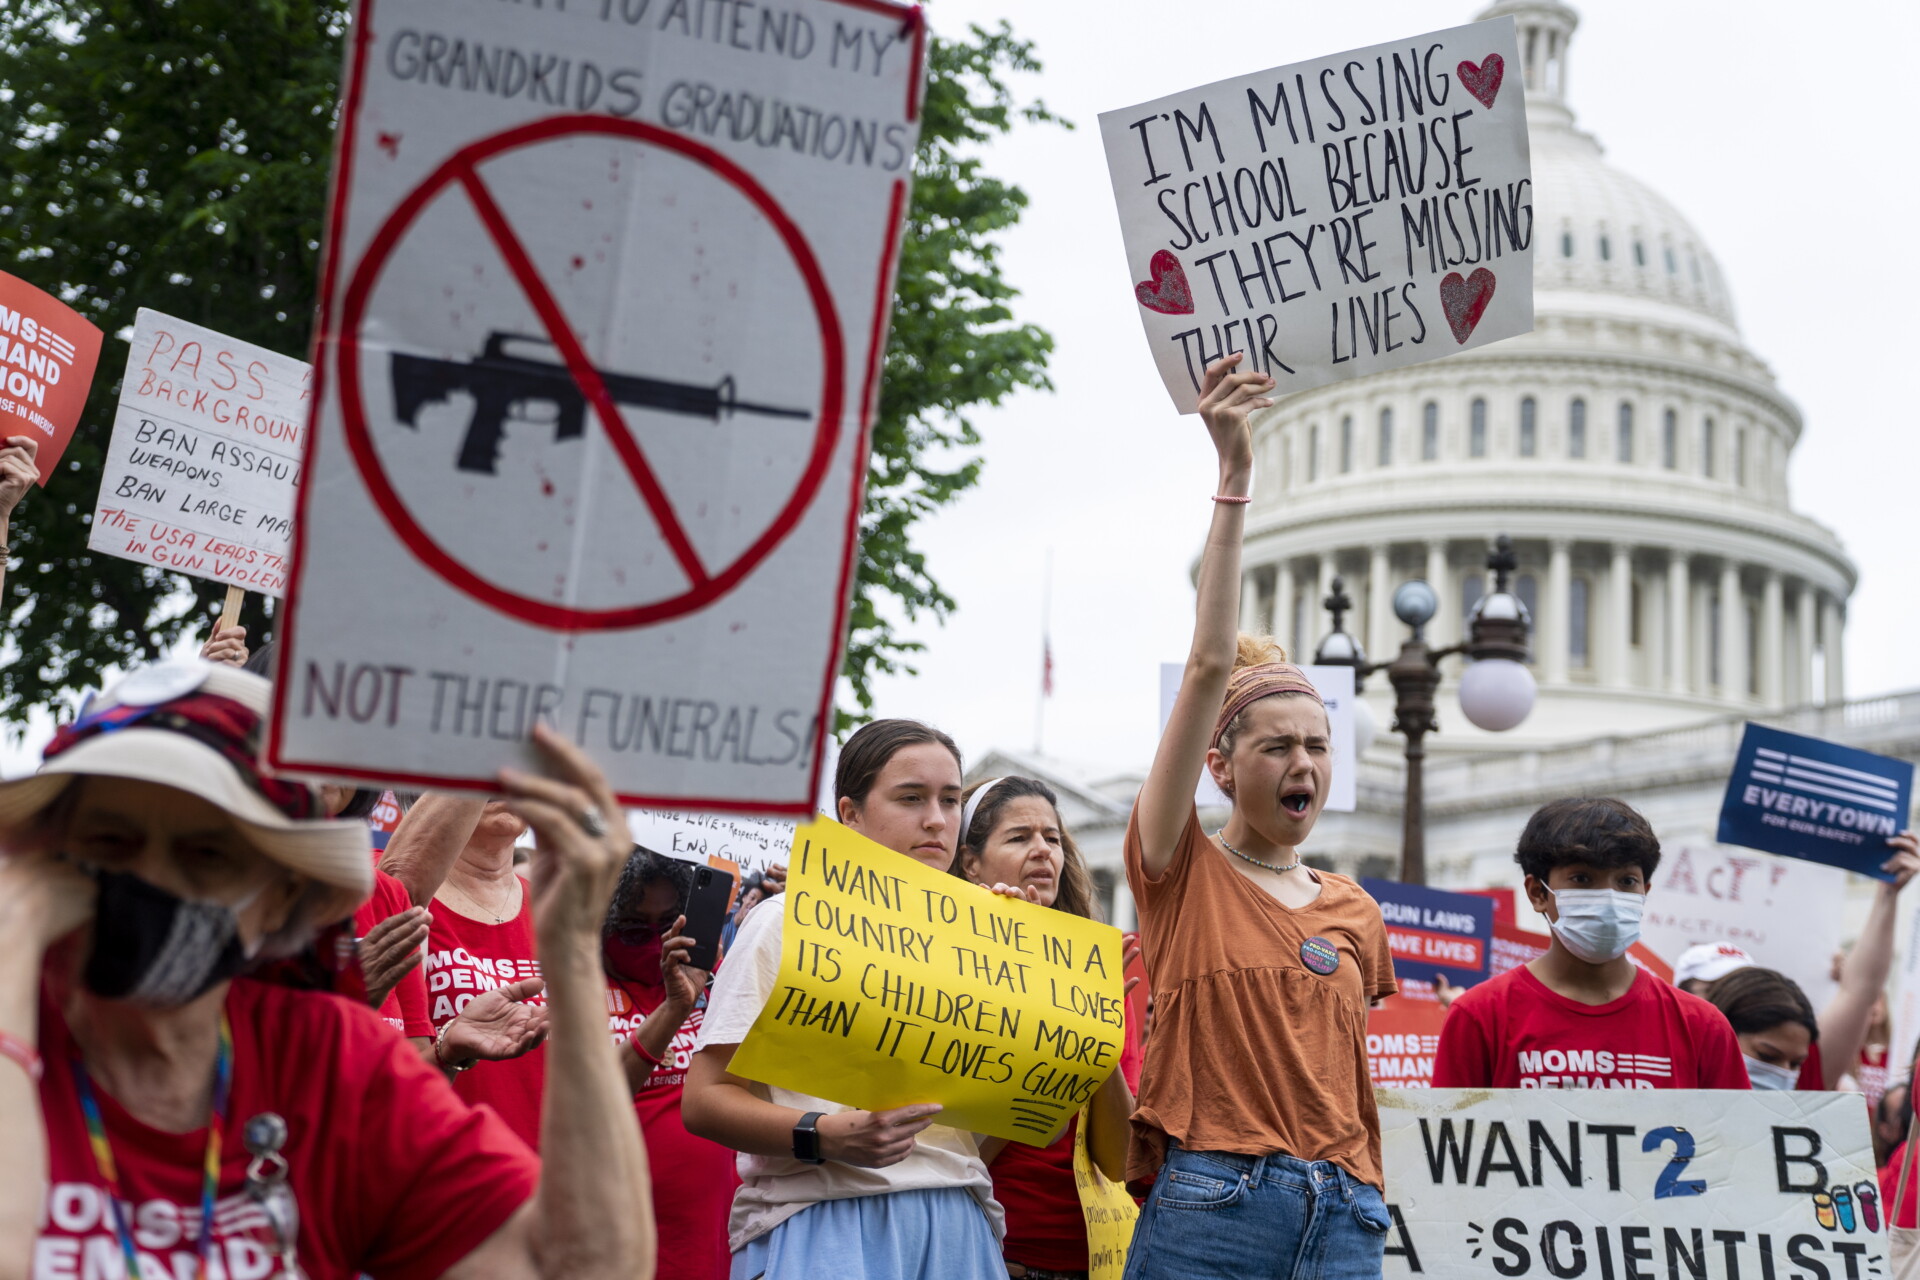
[1797, 1041, 1825, 1091]
[36, 978, 538, 1280]
[425, 883, 546, 1150]
[356, 869, 433, 1039]
[991, 998, 1145, 1271]
[1881, 1141, 1917, 1228]
[607, 978, 736, 1280]
[1433, 964, 1751, 1089]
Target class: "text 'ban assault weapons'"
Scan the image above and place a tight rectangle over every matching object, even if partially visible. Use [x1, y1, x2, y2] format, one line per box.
[390, 333, 812, 474]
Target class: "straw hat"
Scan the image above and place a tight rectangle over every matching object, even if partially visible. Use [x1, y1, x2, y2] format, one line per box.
[0, 660, 372, 922]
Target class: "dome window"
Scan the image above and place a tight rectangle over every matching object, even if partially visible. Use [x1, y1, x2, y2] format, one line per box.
[1617, 402, 1634, 463]
[1665, 246, 1677, 275]
[1661, 408, 1677, 469]
[1702, 417, 1717, 478]
[1634, 242, 1646, 268]
[1734, 428, 1748, 487]
[1378, 407, 1394, 466]
[1470, 398, 1487, 458]
[1308, 424, 1320, 481]
[1689, 251, 1702, 283]
[1340, 415, 1354, 474]
[1519, 397, 1537, 458]
[1561, 232, 1575, 258]
[1462, 574, 1483, 622]
[1569, 577, 1591, 667]
[1569, 397, 1587, 459]
[1599, 235, 1612, 261]
[1422, 401, 1439, 461]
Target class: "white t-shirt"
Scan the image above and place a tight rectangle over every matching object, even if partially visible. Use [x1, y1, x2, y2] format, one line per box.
[694, 892, 1006, 1251]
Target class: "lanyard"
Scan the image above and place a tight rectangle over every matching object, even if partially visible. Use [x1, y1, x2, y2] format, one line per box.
[70, 1011, 234, 1280]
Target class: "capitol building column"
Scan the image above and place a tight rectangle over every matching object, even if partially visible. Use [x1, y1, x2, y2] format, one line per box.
[1760, 571, 1784, 709]
[1606, 544, 1633, 688]
[1426, 543, 1451, 646]
[1667, 551, 1691, 695]
[1794, 582, 1817, 706]
[1720, 561, 1748, 701]
[1367, 545, 1392, 661]
[1241, 572, 1262, 638]
[1544, 540, 1572, 685]
[1823, 594, 1847, 704]
[1275, 560, 1296, 655]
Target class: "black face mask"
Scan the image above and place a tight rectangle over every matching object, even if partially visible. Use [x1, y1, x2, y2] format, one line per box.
[82, 869, 253, 1006]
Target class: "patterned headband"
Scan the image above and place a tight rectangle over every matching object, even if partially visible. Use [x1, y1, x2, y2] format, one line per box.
[1212, 663, 1324, 749]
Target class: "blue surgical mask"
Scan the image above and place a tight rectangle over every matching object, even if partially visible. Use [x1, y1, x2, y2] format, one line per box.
[1744, 1055, 1800, 1091]
[1548, 889, 1644, 964]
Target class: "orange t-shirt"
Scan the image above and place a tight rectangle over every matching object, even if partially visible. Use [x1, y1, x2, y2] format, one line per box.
[1124, 805, 1396, 1191]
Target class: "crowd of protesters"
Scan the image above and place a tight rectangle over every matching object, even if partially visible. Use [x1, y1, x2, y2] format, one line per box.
[0, 351, 1917, 1280]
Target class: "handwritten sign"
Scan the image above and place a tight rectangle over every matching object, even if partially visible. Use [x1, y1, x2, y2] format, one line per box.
[269, 0, 923, 811]
[88, 310, 306, 595]
[629, 807, 794, 880]
[1072, 1106, 1137, 1280]
[1100, 19, 1533, 413]
[729, 817, 1127, 1142]
[0, 269, 104, 481]
[1364, 877, 1493, 991]
[1379, 1089, 1881, 1279]
[1717, 724, 1914, 881]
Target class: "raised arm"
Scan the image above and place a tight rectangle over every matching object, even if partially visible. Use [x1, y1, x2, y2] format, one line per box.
[0, 435, 42, 608]
[379, 792, 487, 907]
[1133, 353, 1273, 875]
[1817, 832, 1919, 1088]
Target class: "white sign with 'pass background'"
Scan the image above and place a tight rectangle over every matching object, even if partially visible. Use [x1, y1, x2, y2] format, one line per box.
[1100, 19, 1535, 413]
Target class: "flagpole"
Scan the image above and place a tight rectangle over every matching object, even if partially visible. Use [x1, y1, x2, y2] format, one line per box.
[1035, 549, 1052, 756]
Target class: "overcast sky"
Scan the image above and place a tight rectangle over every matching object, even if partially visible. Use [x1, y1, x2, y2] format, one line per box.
[865, 0, 1920, 782]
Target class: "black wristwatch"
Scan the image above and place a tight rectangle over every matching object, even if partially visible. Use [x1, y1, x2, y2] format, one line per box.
[792, 1111, 826, 1164]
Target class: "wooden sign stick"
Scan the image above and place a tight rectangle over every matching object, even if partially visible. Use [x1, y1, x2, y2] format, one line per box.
[217, 584, 245, 634]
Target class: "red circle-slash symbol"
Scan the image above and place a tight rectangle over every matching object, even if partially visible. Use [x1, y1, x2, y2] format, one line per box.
[338, 115, 846, 632]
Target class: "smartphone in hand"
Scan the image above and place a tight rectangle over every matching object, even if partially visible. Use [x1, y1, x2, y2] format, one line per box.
[680, 865, 736, 973]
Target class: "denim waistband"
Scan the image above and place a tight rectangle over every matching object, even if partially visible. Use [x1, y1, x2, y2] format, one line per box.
[1167, 1143, 1365, 1197]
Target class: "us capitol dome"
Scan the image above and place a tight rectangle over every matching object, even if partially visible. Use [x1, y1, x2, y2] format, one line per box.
[1239, 0, 1855, 750]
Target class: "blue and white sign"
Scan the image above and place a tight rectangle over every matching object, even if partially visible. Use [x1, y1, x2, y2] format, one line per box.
[1362, 878, 1495, 989]
[1717, 724, 1914, 881]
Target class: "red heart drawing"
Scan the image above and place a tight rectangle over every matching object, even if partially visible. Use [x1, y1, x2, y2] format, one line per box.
[1457, 54, 1504, 109]
[1440, 268, 1497, 343]
[1135, 250, 1194, 316]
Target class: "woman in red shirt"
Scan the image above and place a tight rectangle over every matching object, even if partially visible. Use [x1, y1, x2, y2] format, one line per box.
[0, 659, 652, 1279]
[954, 775, 1139, 1280]
[604, 846, 738, 1280]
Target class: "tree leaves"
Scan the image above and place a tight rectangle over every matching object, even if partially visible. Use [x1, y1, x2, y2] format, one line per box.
[0, 3, 1057, 735]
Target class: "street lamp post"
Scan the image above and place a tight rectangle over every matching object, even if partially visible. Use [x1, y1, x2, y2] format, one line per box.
[1314, 536, 1536, 884]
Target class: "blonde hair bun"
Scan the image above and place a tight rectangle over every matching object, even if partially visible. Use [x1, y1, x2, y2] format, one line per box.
[1233, 632, 1289, 671]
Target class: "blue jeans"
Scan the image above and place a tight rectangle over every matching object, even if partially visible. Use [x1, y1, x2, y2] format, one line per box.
[1123, 1146, 1390, 1280]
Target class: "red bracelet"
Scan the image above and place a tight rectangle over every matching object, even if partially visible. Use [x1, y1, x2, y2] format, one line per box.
[1211, 494, 1251, 504]
[628, 1032, 667, 1070]
[0, 1030, 42, 1083]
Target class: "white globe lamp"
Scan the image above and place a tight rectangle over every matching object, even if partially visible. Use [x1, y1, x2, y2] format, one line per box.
[1458, 658, 1537, 732]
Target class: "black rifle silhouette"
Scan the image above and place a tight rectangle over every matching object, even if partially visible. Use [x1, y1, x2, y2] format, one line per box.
[390, 332, 811, 474]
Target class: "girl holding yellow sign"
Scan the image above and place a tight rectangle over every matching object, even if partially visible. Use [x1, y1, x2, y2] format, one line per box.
[1124, 353, 1398, 1280]
[684, 720, 1006, 1280]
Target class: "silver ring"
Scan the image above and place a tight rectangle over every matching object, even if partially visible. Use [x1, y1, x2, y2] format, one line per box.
[577, 805, 609, 838]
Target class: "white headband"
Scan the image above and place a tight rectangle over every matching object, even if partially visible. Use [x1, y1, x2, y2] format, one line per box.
[961, 777, 1011, 846]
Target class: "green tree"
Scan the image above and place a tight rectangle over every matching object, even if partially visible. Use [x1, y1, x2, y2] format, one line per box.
[0, 1, 1057, 732]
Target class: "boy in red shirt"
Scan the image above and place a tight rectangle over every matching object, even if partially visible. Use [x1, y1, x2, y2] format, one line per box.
[1433, 797, 1749, 1090]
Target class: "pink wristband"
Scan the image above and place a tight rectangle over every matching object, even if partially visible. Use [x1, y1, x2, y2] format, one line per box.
[1211, 494, 1251, 505]
[0, 1031, 42, 1082]
[628, 1031, 668, 1070]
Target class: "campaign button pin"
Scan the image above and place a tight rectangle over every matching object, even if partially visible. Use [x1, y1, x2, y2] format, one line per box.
[1300, 937, 1340, 975]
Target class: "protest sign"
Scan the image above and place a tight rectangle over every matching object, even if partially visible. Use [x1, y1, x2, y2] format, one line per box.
[1718, 724, 1914, 881]
[1158, 662, 1356, 810]
[628, 807, 794, 880]
[1641, 843, 1845, 1010]
[1100, 19, 1533, 413]
[0, 269, 104, 481]
[1072, 1108, 1137, 1280]
[729, 817, 1127, 1142]
[269, 0, 925, 812]
[1364, 877, 1493, 990]
[1379, 1089, 1881, 1280]
[89, 310, 306, 596]
[1367, 994, 1445, 1089]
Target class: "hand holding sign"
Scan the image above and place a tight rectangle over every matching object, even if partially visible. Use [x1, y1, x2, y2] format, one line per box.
[0, 435, 41, 520]
[818, 1103, 945, 1169]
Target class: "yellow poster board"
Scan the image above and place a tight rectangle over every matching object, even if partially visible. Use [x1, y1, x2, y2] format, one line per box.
[729, 816, 1127, 1142]
[1072, 1106, 1138, 1280]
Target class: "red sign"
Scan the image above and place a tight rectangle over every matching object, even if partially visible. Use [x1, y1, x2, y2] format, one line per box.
[1387, 925, 1486, 970]
[1367, 994, 1448, 1088]
[0, 269, 104, 482]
